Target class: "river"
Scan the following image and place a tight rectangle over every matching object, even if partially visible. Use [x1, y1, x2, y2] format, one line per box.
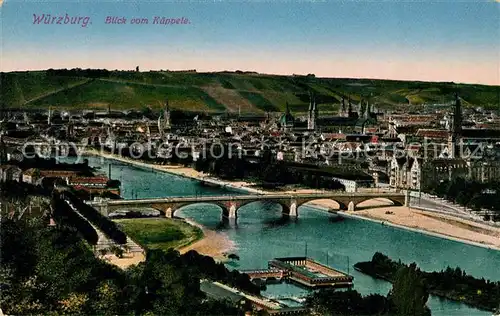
[74, 156, 500, 315]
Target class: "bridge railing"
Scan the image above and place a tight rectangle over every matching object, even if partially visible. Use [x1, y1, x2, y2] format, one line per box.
[102, 191, 407, 206]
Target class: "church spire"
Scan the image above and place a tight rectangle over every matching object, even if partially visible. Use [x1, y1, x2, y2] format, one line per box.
[307, 91, 317, 130]
[313, 93, 318, 118]
[163, 98, 170, 128]
[364, 99, 371, 119]
[447, 92, 463, 159]
[453, 92, 462, 135]
[308, 91, 313, 112]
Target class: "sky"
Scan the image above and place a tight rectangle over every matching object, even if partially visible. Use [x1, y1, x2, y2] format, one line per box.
[1, 0, 499, 85]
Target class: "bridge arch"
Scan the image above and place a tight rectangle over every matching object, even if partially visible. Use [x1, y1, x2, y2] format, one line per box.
[235, 199, 291, 217]
[164, 202, 229, 219]
[352, 197, 404, 210]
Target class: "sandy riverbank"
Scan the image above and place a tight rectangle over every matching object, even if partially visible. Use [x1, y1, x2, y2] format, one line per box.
[309, 199, 500, 251]
[85, 150, 500, 252]
[103, 220, 234, 268]
[178, 218, 236, 262]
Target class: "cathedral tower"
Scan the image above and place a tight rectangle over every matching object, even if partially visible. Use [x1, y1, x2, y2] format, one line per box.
[447, 93, 463, 158]
[307, 92, 317, 130]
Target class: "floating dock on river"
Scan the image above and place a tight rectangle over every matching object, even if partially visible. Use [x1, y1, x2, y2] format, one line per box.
[241, 256, 354, 289]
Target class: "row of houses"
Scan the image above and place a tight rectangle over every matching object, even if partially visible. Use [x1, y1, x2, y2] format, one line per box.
[388, 156, 500, 190]
[0, 166, 119, 195]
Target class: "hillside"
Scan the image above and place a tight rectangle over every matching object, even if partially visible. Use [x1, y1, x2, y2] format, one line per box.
[1, 69, 499, 113]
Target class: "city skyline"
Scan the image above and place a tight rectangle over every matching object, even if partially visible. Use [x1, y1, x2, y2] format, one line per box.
[1, 0, 499, 85]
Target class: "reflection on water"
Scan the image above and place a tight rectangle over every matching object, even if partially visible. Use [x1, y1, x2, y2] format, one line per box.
[66, 156, 498, 316]
[180, 204, 495, 316]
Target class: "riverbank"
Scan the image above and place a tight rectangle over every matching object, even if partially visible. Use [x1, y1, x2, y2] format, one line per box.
[102, 217, 204, 269]
[102, 217, 233, 267]
[308, 200, 500, 251]
[354, 252, 500, 312]
[83, 149, 265, 194]
[178, 218, 236, 262]
[84, 150, 500, 252]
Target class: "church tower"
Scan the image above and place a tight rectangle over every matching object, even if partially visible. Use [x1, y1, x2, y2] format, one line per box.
[364, 99, 371, 120]
[447, 93, 462, 158]
[48, 107, 52, 126]
[347, 95, 358, 119]
[279, 101, 294, 131]
[158, 98, 171, 138]
[307, 91, 313, 123]
[0, 132, 6, 165]
[339, 97, 346, 117]
[163, 98, 171, 128]
[453, 92, 462, 136]
[307, 92, 317, 130]
[313, 94, 318, 122]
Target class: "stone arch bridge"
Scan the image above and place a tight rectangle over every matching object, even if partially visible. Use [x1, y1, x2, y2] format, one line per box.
[90, 192, 408, 223]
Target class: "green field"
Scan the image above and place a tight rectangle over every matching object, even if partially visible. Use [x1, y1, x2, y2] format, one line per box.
[114, 218, 203, 251]
[1, 70, 499, 112]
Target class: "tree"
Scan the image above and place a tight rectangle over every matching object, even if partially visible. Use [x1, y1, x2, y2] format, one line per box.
[389, 263, 430, 316]
[91, 280, 121, 315]
[305, 288, 390, 315]
[57, 292, 88, 314]
[98, 248, 109, 257]
[109, 245, 124, 258]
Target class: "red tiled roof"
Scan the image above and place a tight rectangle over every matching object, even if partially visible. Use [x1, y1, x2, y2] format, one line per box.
[416, 129, 449, 139]
[40, 170, 79, 177]
[72, 185, 86, 191]
[68, 177, 109, 185]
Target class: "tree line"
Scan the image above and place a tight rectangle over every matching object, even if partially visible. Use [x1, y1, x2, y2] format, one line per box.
[426, 177, 500, 221]
[194, 152, 346, 191]
[46, 68, 111, 78]
[62, 191, 128, 244]
[354, 252, 500, 312]
[306, 262, 431, 316]
[51, 193, 99, 245]
[0, 212, 260, 315]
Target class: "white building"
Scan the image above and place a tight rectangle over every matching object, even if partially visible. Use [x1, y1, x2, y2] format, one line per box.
[332, 177, 358, 192]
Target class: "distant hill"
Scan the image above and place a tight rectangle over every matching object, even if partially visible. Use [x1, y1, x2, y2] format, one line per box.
[1, 69, 498, 113]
